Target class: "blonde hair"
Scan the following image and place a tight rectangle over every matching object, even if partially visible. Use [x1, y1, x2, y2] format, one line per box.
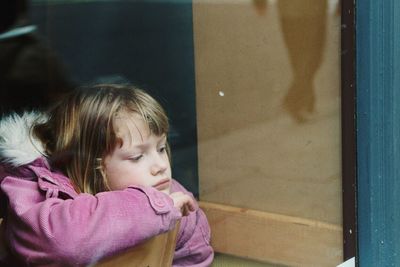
[33, 84, 170, 194]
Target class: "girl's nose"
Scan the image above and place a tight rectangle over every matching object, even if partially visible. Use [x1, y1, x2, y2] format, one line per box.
[151, 154, 168, 176]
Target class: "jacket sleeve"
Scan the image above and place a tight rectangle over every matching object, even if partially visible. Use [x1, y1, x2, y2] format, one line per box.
[1, 175, 181, 266]
[171, 180, 214, 267]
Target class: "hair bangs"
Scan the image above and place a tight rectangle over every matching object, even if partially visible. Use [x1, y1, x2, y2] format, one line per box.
[128, 89, 169, 137]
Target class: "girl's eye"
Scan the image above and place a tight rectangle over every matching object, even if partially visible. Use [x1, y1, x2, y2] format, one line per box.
[159, 145, 167, 153]
[130, 155, 143, 162]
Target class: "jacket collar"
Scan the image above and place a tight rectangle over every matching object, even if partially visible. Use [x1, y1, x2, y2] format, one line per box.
[0, 112, 47, 167]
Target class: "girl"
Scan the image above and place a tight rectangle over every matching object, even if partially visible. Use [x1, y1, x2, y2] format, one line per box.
[0, 84, 213, 266]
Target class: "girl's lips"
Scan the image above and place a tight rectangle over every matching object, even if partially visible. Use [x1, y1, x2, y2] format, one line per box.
[153, 178, 170, 191]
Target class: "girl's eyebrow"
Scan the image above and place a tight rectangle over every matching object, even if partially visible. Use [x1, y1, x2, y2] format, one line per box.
[126, 135, 166, 150]
[158, 136, 168, 146]
[129, 142, 149, 151]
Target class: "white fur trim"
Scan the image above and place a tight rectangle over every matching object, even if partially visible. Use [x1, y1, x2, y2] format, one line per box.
[0, 112, 47, 166]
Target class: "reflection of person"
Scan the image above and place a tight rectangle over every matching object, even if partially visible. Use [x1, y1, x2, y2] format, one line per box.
[0, 84, 213, 266]
[0, 0, 74, 117]
[278, 0, 327, 123]
[252, 0, 329, 123]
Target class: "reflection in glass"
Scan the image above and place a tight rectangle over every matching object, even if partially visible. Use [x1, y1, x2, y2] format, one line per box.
[278, 0, 327, 123]
[194, 0, 341, 265]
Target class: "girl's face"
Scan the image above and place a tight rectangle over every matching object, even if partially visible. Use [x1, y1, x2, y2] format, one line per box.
[103, 114, 172, 194]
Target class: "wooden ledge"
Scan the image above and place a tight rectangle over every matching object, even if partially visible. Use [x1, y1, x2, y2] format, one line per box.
[199, 201, 342, 267]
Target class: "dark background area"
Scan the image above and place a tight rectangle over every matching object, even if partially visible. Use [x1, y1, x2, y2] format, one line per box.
[29, 1, 199, 197]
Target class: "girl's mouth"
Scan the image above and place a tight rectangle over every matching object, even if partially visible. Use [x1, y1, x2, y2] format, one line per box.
[152, 178, 170, 191]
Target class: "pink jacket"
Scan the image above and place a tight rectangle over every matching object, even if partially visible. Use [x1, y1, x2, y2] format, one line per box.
[0, 113, 213, 266]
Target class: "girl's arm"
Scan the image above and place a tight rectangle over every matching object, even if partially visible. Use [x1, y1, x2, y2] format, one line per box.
[1, 175, 181, 266]
[171, 180, 214, 267]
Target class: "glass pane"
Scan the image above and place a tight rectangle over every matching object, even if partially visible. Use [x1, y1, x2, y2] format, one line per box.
[194, 0, 342, 266]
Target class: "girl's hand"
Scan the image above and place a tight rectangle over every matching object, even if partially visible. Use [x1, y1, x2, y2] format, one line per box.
[169, 191, 196, 216]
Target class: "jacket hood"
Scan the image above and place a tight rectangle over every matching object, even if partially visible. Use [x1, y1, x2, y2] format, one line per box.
[0, 111, 47, 167]
[0, 112, 48, 219]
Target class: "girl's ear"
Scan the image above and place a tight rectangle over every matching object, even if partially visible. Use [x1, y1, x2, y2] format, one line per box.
[96, 157, 106, 180]
[95, 157, 111, 193]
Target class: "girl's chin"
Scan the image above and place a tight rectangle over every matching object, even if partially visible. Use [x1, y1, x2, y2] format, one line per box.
[160, 188, 171, 195]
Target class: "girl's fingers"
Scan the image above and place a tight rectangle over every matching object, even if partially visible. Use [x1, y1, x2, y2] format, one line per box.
[170, 192, 197, 216]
